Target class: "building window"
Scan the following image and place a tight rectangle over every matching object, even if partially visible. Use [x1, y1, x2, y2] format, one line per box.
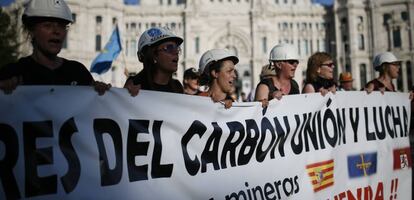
[284, 0, 287, 3]
[304, 39, 309, 55]
[262, 37, 267, 53]
[130, 40, 136, 57]
[401, 11, 408, 21]
[283, 22, 288, 30]
[393, 28, 401, 48]
[320, 40, 325, 52]
[112, 17, 117, 25]
[407, 61, 412, 88]
[72, 13, 76, 23]
[297, 40, 301, 55]
[358, 34, 365, 50]
[63, 37, 68, 49]
[95, 34, 101, 51]
[275, 0, 279, 3]
[383, 13, 391, 24]
[195, 37, 200, 54]
[397, 67, 403, 91]
[177, 0, 185, 4]
[168, 0, 172, 5]
[125, 41, 129, 56]
[360, 64, 367, 89]
[310, 39, 313, 53]
[160, 0, 163, 5]
[171, 22, 176, 29]
[317, 39, 320, 51]
[293, 0, 296, 3]
[96, 16, 102, 25]
[131, 23, 136, 30]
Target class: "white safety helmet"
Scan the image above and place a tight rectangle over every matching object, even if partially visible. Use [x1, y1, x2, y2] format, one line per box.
[372, 52, 401, 71]
[269, 43, 299, 61]
[198, 49, 239, 75]
[137, 27, 183, 62]
[23, 0, 73, 23]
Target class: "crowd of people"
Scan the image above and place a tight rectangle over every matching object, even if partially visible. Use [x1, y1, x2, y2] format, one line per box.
[0, 0, 412, 106]
[0, 0, 413, 190]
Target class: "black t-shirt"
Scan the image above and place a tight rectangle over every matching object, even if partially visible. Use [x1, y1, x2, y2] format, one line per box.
[305, 77, 336, 92]
[0, 56, 93, 85]
[129, 70, 184, 94]
[257, 78, 300, 100]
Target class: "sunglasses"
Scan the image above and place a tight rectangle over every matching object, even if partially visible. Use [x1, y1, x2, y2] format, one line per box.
[282, 60, 299, 65]
[321, 62, 335, 68]
[157, 44, 181, 54]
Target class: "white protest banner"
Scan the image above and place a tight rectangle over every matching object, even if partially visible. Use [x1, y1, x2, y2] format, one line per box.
[0, 86, 411, 200]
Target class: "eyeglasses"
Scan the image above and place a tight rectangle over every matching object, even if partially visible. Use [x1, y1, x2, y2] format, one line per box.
[157, 44, 181, 54]
[321, 62, 335, 68]
[282, 60, 299, 65]
[39, 22, 70, 31]
[388, 62, 401, 66]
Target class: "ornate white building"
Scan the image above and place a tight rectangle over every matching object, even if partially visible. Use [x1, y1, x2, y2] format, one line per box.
[6, 0, 414, 93]
[334, 0, 414, 91]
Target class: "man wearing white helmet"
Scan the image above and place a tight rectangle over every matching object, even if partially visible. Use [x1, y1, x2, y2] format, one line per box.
[197, 48, 239, 109]
[0, 0, 110, 94]
[255, 43, 300, 107]
[124, 27, 184, 96]
[364, 52, 401, 93]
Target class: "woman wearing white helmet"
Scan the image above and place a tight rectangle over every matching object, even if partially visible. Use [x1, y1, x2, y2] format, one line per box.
[254, 43, 300, 107]
[302, 52, 336, 95]
[0, 0, 110, 94]
[124, 27, 184, 96]
[364, 52, 401, 93]
[198, 49, 239, 109]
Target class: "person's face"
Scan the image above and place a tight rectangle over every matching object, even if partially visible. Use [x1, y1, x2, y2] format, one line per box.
[214, 60, 236, 94]
[341, 81, 353, 91]
[319, 60, 335, 79]
[185, 77, 199, 90]
[155, 41, 180, 73]
[387, 62, 400, 79]
[276, 60, 298, 78]
[31, 19, 69, 57]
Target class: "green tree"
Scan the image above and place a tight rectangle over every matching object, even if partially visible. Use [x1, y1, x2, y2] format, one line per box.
[0, 8, 19, 68]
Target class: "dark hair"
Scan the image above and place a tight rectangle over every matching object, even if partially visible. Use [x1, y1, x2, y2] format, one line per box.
[183, 68, 200, 80]
[199, 60, 224, 86]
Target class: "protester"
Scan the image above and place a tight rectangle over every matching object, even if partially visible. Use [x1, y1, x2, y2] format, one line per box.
[247, 64, 275, 102]
[255, 43, 300, 107]
[302, 52, 336, 95]
[198, 49, 239, 109]
[183, 67, 201, 95]
[0, 0, 110, 94]
[337, 71, 354, 91]
[364, 52, 400, 93]
[124, 27, 183, 96]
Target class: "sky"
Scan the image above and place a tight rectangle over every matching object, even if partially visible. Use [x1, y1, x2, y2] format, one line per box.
[313, 0, 333, 5]
[0, 0, 14, 7]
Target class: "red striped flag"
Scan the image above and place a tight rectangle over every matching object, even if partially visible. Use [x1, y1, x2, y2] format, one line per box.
[306, 159, 334, 192]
